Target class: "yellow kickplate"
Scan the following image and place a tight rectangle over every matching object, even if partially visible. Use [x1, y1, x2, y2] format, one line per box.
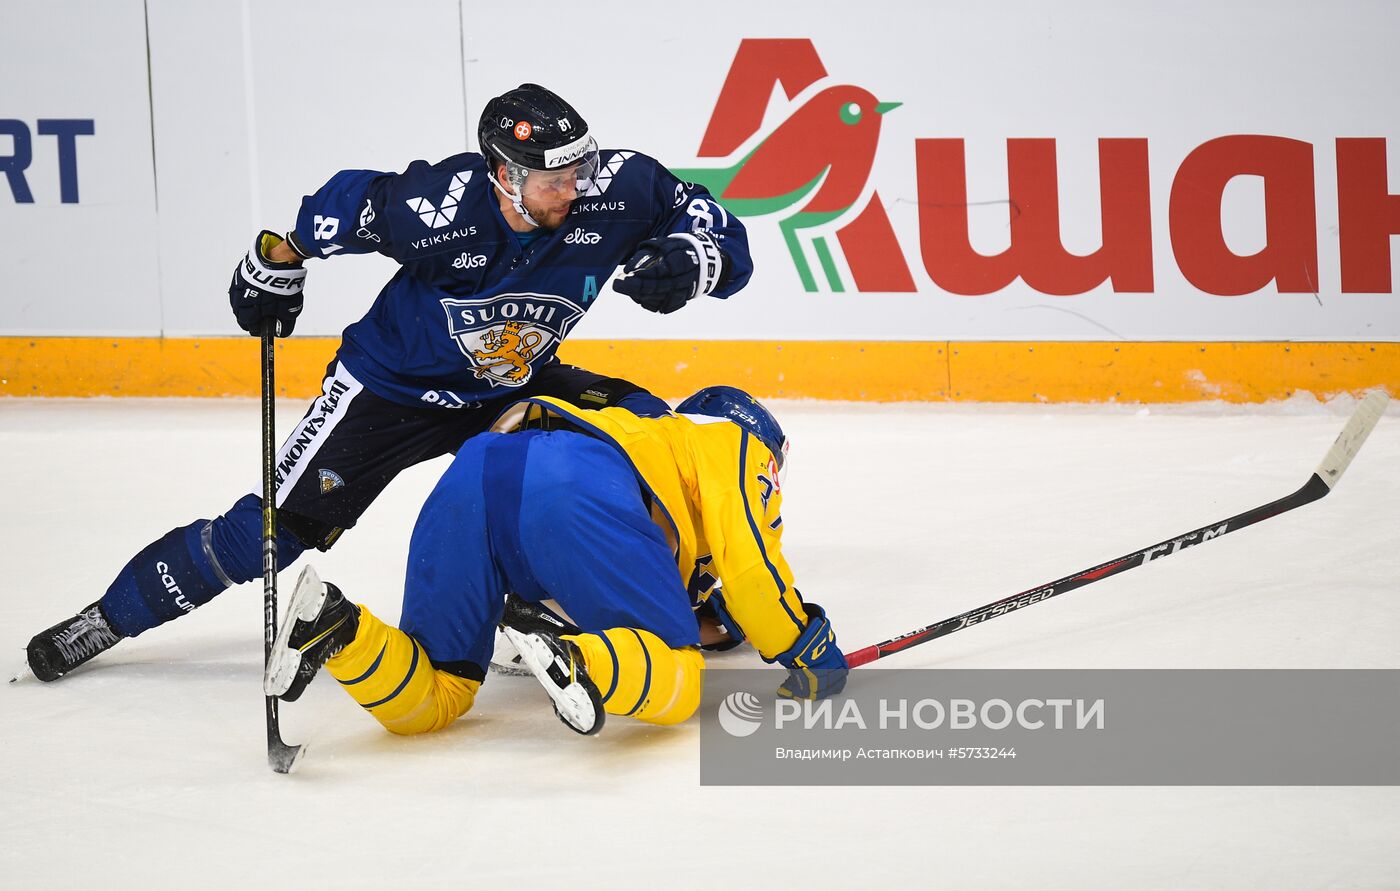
[1, 337, 1395, 403]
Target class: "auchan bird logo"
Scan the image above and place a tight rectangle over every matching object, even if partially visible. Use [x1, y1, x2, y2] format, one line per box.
[674, 39, 916, 293]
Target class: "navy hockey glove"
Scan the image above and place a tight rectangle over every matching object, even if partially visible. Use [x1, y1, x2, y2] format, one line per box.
[695, 593, 744, 652]
[229, 230, 306, 336]
[613, 231, 727, 314]
[773, 602, 849, 701]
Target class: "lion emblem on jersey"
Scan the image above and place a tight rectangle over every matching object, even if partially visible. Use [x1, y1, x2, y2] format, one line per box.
[471, 321, 542, 382]
[440, 293, 585, 388]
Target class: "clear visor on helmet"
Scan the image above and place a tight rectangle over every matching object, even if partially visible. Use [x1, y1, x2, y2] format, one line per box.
[774, 436, 790, 485]
[498, 136, 600, 199]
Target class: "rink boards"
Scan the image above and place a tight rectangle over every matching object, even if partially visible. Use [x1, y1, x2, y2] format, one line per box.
[2, 2, 1398, 401]
[0, 336, 1394, 402]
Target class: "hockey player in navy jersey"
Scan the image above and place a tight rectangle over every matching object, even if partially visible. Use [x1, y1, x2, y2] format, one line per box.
[21, 84, 752, 683]
[262, 387, 848, 736]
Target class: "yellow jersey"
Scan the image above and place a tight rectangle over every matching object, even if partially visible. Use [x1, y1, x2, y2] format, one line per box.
[494, 397, 809, 660]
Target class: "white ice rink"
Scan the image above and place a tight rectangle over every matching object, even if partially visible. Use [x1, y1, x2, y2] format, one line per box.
[3, 396, 1398, 888]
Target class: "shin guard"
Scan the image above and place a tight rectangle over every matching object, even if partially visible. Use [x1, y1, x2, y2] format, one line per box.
[570, 628, 704, 725]
[99, 523, 230, 637]
[99, 494, 307, 637]
[327, 606, 480, 735]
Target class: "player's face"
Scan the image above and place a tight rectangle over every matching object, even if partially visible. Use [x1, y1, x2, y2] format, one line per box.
[520, 164, 580, 229]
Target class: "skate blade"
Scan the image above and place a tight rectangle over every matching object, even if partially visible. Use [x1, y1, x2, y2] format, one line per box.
[263, 565, 327, 697]
[9, 659, 33, 684]
[488, 659, 533, 677]
[489, 627, 532, 676]
[501, 627, 602, 735]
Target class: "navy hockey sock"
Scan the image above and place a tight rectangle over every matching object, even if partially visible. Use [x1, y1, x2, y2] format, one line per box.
[100, 495, 307, 637]
[100, 523, 228, 637]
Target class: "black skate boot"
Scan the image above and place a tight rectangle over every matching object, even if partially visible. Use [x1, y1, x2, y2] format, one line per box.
[20, 602, 125, 682]
[501, 625, 604, 736]
[263, 566, 359, 702]
[492, 594, 580, 676]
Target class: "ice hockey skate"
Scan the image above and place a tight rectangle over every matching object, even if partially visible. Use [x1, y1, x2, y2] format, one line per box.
[501, 625, 604, 735]
[491, 594, 580, 676]
[18, 602, 125, 683]
[264, 565, 359, 702]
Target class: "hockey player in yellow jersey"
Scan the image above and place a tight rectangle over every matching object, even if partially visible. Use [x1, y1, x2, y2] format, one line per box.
[264, 386, 849, 736]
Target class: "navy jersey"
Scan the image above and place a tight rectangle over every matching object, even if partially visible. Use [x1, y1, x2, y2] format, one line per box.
[289, 150, 751, 407]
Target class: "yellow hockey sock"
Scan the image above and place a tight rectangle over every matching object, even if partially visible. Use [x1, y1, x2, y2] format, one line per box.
[569, 628, 704, 725]
[326, 605, 480, 735]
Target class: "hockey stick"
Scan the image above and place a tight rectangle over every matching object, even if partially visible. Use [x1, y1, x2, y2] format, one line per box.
[261, 321, 303, 773]
[845, 390, 1389, 668]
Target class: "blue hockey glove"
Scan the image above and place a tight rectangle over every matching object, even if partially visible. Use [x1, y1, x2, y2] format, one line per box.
[773, 602, 849, 701]
[613, 231, 726, 314]
[229, 230, 306, 336]
[695, 592, 745, 652]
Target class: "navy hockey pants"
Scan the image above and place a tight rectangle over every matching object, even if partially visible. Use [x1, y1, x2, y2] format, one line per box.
[98, 359, 668, 638]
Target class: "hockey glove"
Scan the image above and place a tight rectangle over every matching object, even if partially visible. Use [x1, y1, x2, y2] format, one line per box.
[229, 230, 306, 336]
[773, 602, 849, 701]
[695, 591, 745, 652]
[613, 231, 727, 314]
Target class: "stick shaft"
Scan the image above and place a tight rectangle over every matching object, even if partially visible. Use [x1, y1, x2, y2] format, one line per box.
[261, 323, 281, 747]
[259, 322, 302, 773]
[846, 391, 1388, 668]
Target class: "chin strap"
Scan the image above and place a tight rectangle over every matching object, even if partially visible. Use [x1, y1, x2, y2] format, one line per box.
[487, 170, 542, 230]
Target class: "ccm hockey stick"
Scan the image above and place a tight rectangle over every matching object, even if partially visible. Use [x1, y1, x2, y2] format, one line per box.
[261, 322, 303, 774]
[845, 390, 1389, 668]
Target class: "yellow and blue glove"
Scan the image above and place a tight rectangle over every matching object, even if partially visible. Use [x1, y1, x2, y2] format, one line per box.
[773, 602, 848, 701]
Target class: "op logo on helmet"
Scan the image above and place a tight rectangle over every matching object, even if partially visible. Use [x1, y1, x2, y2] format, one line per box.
[439, 293, 584, 388]
[514, 121, 533, 140]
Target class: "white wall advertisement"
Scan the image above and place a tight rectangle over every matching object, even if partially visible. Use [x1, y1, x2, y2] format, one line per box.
[0, 0, 159, 335]
[2, 0, 1397, 341]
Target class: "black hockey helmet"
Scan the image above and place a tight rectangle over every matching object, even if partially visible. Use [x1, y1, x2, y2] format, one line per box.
[477, 84, 600, 226]
[479, 84, 595, 169]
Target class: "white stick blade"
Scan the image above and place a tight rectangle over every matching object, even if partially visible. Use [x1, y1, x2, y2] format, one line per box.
[1315, 389, 1389, 489]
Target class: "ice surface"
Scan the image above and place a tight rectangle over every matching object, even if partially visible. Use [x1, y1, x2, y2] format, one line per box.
[3, 397, 1398, 888]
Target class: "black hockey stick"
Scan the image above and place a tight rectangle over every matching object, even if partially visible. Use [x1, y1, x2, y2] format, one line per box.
[846, 390, 1389, 668]
[261, 321, 302, 773]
